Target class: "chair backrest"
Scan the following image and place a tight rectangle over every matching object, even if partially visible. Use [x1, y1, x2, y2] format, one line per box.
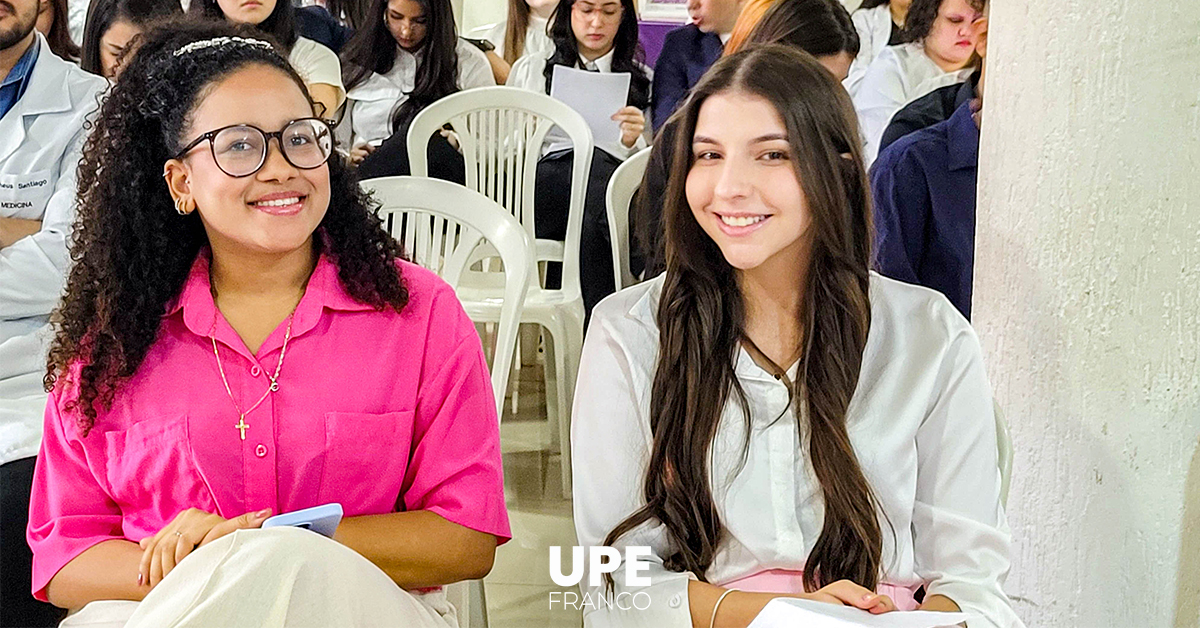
[407, 86, 594, 300]
[360, 176, 533, 414]
[604, 146, 651, 291]
[994, 400, 1013, 507]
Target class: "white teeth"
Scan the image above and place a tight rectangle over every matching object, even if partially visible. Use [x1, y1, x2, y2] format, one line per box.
[719, 215, 766, 227]
[254, 197, 301, 207]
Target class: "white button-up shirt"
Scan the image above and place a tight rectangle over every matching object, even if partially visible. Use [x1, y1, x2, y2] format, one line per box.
[572, 273, 1024, 628]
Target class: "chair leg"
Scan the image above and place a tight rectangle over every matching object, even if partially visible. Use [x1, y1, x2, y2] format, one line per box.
[555, 305, 585, 500]
[469, 580, 488, 628]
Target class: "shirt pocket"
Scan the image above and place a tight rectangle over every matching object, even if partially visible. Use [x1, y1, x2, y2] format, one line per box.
[0, 169, 54, 218]
[103, 418, 219, 531]
[318, 411, 413, 515]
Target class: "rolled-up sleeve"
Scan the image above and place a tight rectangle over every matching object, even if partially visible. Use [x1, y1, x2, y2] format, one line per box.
[402, 285, 510, 544]
[571, 304, 693, 628]
[912, 320, 1024, 628]
[27, 386, 124, 601]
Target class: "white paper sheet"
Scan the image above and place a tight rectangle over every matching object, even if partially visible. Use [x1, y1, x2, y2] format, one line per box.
[747, 598, 973, 628]
[549, 65, 631, 148]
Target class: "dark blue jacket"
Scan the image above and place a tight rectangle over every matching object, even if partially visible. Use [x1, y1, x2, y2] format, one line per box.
[871, 100, 979, 319]
[650, 24, 723, 131]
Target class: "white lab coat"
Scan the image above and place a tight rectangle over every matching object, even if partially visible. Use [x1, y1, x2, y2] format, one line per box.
[844, 4, 893, 97]
[852, 42, 974, 166]
[0, 33, 106, 465]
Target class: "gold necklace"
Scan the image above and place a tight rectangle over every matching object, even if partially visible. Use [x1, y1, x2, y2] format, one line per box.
[212, 314, 295, 440]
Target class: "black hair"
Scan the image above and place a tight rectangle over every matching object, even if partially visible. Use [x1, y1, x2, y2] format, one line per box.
[341, 0, 460, 132]
[189, 0, 298, 50]
[43, 0, 81, 61]
[858, 0, 890, 9]
[81, 0, 182, 75]
[905, 0, 984, 41]
[543, 0, 650, 111]
[747, 0, 860, 58]
[47, 18, 407, 432]
[326, 0, 371, 29]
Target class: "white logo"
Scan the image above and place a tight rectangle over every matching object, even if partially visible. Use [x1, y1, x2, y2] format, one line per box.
[548, 546, 654, 611]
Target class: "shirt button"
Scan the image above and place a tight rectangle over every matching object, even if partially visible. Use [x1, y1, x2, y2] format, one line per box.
[668, 594, 682, 608]
[255, 443, 268, 458]
[250, 365, 262, 377]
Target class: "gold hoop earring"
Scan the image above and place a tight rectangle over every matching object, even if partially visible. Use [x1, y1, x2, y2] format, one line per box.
[174, 197, 188, 216]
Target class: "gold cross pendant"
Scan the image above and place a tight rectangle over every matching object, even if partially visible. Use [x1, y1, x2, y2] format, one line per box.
[235, 416, 250, 440]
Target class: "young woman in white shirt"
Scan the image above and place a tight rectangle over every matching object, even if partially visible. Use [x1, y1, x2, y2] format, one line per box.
[506, 0, 651, 315]
[852, 0, 981, 164]
[190, 0, 346, 116]
[843, 0, 910, 95]
[481, 0, 556, 84]
[572, 44, 1022, 628]
[339, 0, 494, 178]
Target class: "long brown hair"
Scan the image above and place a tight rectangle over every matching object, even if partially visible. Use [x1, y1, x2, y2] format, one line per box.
[502, 0, 530, 64]
[604, 44, 883, 592]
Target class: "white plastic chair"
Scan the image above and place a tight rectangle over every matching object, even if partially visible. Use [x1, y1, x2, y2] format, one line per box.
[359, 176, 533, 414]
[994, 400, 1013, 508]
[604, 146, 651, 290]
[408, 86, 595, 497]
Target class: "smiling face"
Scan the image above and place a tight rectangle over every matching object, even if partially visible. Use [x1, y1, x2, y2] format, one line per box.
[386, 0, 427, 51]
[99, 19, 142, 78]
[167, 64, 329, 258]
[686, 90, 812, 273]
[215, 0, 275, 25]
[922, 0, 980, 69]
[570, 0, 621, 60]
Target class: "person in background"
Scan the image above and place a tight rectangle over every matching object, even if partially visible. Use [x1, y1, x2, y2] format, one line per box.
[852, 0, 981, 165]
[80, 0, 182, 78]
[0, 0, 106, 623]
[649, 0, 743, 131]
[325, 0, 371, 30]
[27, 20, 508, 627]
[339, 0, 494, 179]
[869, 0, 987, 320]
[295, 4, 354, 53]
[34, 0, 79, 61]
[844, 0, 910, 96]
[721, 0, 774, 54]
[507, 0, 651, 316]
[634, 0, 859, 280]
[481, 0, 556, 84]
[190, 0, 346, 116]
[573, 43, 1022, 628]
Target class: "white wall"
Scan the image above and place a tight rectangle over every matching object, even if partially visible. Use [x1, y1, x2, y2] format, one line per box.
[975, 0, 1200, 626]
[460, 0, 507, 34]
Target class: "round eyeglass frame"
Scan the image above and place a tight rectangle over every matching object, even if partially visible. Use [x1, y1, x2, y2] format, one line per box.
[173, 117, 335, 178]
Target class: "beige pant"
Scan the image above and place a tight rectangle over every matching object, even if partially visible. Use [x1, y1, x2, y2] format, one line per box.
[61, 527, 456, 628]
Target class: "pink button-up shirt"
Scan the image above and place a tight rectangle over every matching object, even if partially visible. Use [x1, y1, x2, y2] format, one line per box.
[27, 253, 511, 600]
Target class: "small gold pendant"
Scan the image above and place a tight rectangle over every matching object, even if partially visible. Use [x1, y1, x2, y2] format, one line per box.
[235, 416, 250, 440]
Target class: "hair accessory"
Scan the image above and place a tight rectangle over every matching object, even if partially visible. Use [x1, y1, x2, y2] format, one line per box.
[173, 36, 272, 57]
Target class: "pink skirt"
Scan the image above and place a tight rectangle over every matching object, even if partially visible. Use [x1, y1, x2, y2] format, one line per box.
[721, 569, 921, 611]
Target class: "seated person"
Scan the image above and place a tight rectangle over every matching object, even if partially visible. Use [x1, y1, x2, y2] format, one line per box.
[482, 0, 556, 84]
[844, 0, 911, 96]
[339, 0, 494, 179]
[79, 0, 182, 78]
[870, 0, 987, 319]
[0, 4, 106, 625]
[852, 0, 981, 165]
[295, 4, 354, 53]
[877, 65, 977, 153]
[27, 21, 508, 627]
[634, 0, 858, 279]
[34, 0, 78, 61]
[573, 44, 1022, 628]
[506, 0, 651, 316]
[190, 0, 346, 116]
[650, 0, 743, 131]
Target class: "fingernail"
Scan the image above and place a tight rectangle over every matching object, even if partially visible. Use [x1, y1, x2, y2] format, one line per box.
[255, 509, 271, 518]
[137, 573, 143, 586]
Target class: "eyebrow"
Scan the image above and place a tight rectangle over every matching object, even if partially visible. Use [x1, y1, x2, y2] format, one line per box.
[692, 133, 788, 144]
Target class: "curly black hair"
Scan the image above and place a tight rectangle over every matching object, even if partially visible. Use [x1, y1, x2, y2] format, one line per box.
[46, 18, 407, 434]
[904, 0, 985, 42]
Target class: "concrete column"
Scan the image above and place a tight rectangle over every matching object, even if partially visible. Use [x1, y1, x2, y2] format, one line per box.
[975, 0, 1200, 626]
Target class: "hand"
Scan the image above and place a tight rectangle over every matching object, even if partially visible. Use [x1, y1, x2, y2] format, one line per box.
[439, 128, 461, 152]
[612, 106, 645, 148]
[137, 508, 271, 589]
[970, 96, 983, 129]
[800, 579, 897, 615]
[349, 142, 376, 166]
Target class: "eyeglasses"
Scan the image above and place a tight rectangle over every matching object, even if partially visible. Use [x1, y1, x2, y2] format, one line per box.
[573, 2, 624, 23]
[174, 118, 334, 178]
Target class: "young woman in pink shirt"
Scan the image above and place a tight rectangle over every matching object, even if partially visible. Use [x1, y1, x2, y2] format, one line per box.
[27, 20, 509, 627]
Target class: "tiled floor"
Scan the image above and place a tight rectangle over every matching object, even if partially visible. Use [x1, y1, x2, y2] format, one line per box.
[485, 358, 584, 628]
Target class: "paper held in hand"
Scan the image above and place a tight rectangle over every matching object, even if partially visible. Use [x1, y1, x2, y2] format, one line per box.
[748, 597, 973, 628]
[549, 64, 631, 149]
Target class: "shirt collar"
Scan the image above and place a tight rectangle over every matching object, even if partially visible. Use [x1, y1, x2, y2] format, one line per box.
[946, 99, 980, 172]
[578, 48, 615, 72]
[954, 70, 981, 109]
[0, 36, 40, 118]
